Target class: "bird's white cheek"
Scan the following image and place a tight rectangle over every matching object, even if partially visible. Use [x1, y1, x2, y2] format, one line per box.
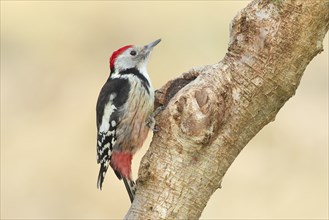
[116, 58, 135, 71]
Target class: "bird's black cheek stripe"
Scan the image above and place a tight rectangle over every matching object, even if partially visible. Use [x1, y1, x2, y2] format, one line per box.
[120, 68, 150, 94]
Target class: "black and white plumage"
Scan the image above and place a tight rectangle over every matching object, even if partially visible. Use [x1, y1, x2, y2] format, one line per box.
[96, 77, 130, 187]
[96, 39, 161, 203]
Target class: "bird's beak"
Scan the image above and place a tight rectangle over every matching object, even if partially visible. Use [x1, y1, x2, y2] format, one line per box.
[143, 39, 161, 56]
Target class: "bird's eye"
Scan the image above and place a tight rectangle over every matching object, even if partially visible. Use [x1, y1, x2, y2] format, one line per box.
[130, 50, 137, 56]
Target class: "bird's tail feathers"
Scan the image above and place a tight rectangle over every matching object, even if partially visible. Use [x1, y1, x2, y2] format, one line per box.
[97, 162, 109, 190]
[123, 178, 136, 203]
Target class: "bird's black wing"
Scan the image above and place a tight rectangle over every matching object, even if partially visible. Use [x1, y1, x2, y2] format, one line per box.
[96, 77, 130, 189]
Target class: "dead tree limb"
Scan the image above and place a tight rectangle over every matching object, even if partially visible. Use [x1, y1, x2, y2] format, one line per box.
[125, 0, 329, 219]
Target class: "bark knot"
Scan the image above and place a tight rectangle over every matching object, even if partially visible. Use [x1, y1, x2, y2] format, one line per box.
[172, 86, 227, 146]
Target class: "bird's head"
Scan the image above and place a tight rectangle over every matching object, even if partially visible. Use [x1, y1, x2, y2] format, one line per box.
[109, 39, 161, 73]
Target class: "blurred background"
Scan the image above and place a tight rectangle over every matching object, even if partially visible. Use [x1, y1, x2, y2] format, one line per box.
[1, 1, 328, 219]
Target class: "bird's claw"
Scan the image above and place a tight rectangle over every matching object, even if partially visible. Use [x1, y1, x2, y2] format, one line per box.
[146, 105, 165, 132]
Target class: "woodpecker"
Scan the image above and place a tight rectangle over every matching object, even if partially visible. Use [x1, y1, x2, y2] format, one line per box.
[96, 39, 161, 202]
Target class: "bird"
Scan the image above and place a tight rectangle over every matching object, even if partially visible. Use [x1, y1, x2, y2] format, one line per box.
[96, 39, 161, 202]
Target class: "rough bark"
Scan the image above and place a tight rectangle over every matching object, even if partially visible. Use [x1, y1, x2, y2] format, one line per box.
[125, 0, 329, 219]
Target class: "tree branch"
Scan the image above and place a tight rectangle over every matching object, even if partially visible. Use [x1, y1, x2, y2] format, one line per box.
[125, 0, 329, 219]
